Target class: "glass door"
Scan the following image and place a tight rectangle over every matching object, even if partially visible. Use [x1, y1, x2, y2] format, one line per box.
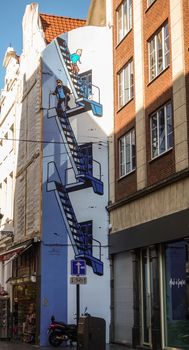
[141, 248, 153, 346]
[164, 240, 189, 349]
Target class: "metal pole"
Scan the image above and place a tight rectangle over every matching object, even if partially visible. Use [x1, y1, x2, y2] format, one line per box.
[76, 283, 80, 325]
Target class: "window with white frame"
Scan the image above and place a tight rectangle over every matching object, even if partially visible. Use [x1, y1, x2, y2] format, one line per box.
[119, 129, 136, 177]
[118, 60, 134, 109]
[151, 102, 173, 159]
[148, 22, 170, 81]
[117, 0, 132, 44]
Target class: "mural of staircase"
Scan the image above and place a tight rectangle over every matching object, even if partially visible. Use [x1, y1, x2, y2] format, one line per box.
[54, 37, 103, 118]
[46, 36, 104, 276]
[47, 162, 103, 276]
[54, 108, 103, 195]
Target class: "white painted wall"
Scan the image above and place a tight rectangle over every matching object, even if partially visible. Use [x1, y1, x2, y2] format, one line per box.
[42, 24, 113, 341]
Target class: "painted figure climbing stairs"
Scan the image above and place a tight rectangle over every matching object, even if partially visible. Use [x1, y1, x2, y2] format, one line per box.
[54, 37, 103, 117]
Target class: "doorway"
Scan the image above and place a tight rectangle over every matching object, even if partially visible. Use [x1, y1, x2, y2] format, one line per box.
[141, 248, 153, 346]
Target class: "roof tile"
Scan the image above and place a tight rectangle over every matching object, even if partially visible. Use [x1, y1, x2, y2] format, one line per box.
[39, 13, 86, 44]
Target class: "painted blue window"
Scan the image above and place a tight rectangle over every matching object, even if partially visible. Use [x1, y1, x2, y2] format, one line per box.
[80, 220, 93, 255]
[78, 70, 92, 99]
[79, 143, 93, 175]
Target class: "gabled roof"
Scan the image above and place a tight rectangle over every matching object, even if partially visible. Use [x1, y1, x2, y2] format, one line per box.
[39, 13, 86, 44]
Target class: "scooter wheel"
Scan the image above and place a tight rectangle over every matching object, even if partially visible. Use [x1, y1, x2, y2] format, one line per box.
[49, 330, 62, 347]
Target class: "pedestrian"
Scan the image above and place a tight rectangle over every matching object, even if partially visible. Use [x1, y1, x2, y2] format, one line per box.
[70, 49, 82, 74]
[52, 79, 71, 111]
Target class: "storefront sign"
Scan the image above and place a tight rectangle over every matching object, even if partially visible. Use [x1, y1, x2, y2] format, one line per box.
[169, 278, 186, 288]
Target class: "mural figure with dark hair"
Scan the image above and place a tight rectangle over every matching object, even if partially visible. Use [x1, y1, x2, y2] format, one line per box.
[52, 79, 71, 111]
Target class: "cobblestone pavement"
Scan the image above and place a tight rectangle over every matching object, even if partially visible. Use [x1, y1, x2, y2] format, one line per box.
[0, 340, 134, 350]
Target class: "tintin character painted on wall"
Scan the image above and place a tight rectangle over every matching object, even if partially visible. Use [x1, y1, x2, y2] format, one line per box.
[52, 79, 71, 111]
[70, 49, 82, 74]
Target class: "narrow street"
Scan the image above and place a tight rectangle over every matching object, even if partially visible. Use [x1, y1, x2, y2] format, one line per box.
[0, 340, 133, 350]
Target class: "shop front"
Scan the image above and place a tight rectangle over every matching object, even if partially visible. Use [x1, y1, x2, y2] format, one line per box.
[110, 208, 189, 349]
[0, 239, 39, 343]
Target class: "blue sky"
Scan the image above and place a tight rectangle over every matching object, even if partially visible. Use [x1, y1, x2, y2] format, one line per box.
[0, 0, 91, 89]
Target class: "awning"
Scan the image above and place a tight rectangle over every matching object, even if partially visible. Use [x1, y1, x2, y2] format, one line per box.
[0, 240, 33, 262]
[6, 275, 36, 285]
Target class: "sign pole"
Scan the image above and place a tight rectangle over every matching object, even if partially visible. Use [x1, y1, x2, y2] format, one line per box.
[76, 283, 80, 326]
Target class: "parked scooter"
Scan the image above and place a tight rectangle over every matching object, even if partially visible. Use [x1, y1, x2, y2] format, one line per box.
[48, 308, 90, 347]
[48, 315, 77, 347]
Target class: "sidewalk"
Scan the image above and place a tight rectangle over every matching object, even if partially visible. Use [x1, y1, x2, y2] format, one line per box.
[0, 340, 134, 350]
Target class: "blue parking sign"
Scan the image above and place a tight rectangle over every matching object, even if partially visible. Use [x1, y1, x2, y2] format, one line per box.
[71, 259, 86, 276]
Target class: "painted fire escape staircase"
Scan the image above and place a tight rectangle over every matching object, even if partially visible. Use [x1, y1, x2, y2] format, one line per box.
[46, 37, 104, 275]
[54, 36, 103, 118]
[49, 107, 103, 196]
[47, 162, 103, 276]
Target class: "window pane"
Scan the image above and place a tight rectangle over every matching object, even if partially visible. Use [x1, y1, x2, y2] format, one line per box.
[126, 133, 131, 173]
[149, 22, 169, 81]
[159, 108, 166, 154]
[151, 102, 173, 159]
[157, 31, 163, 74]
[118, 60, 134, 108]
[166, 103, 173, 149]
[119, 129, 135, 176]
[124, 65, 129, 103]
[117, 6, 122, 43]
[118, 71, 124, 108]
[117, 0, 132, 43]
[120, 137, 125, 176]
[149, 39, 156, 80]
[123, 1, 128, 36]
[129, 0, 132, 30]
[130, 61, 134, 99]
[151, 115, 158, 158]
[131, 129, 136, 169]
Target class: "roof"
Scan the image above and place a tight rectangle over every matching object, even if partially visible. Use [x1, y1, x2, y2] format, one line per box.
[39, 13, 86, 44]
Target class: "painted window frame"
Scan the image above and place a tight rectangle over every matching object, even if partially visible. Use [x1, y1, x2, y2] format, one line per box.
[116, 0, 132, 44]
[118, 60, 134, 109]
[119, 128, 136, 177]
[148, 22, 170, 82]
[150, 102, 173, 159]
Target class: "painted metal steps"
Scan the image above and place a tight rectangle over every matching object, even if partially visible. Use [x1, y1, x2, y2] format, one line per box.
[54, 109, 104, 195]
[47, 177, 103, 276]
[54, 37, 103, 117]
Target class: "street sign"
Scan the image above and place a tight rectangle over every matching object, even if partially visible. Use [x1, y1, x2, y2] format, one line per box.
[71, 259, 86, 276]
[70, 276, 87, 285]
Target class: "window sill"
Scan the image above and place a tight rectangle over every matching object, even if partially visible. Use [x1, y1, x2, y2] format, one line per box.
[117, 169, 136, 182]
[117, 97, 134, 114]
[147, 65, 170, 87]
[149, 147, 173, 164]
[145, 0, 157, 13]
[115, 28, 132, 50]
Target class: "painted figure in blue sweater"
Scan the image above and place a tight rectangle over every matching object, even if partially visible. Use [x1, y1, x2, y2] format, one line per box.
[70, 49, 82, 74]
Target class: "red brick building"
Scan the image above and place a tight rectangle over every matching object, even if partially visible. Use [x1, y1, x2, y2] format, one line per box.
[108, 0, 189, 348]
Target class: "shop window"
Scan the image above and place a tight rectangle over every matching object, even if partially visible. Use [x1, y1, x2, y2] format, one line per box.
[164, 240, 189, 348]
[150, 101, 173, 159]
[118, 60, 134, 109]
[117, 0, 132, 44]
[119, 129, 136, 177]
[148, 22, 170, 81]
